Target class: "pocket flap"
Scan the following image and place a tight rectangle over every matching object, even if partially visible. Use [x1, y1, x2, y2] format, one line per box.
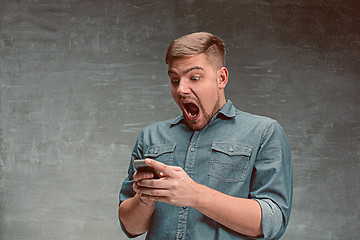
[144, 143, 176, 158]
[211, 142, 252, 156]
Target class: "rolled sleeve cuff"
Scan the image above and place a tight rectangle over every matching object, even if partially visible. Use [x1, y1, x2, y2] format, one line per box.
[255, 199, 283, 239]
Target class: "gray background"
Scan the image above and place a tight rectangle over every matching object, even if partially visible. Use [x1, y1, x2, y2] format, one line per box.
[0, 0, 359, 239]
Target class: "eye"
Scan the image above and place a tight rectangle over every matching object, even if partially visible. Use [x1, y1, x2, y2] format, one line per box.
[191, 76, 200, 81]
[171, 78, 180, 84]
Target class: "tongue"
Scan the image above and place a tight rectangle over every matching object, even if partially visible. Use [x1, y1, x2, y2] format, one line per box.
[188, 103, 199, 116]
[189, 104, 198, 113]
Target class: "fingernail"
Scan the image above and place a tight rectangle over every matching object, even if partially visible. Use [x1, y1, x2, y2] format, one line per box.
[145, 159, 151, 164]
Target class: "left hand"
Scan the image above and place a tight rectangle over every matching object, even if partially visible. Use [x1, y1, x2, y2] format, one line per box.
[135, 159, 200, 207]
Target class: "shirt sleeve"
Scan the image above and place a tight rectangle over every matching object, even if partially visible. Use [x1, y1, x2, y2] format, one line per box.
[119, 136, 141, 204]
[118, 135, 145, 238]
[250, 120, 293, 239]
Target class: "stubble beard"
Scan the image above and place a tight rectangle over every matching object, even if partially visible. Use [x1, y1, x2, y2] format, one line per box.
[187, 95, 221, 131]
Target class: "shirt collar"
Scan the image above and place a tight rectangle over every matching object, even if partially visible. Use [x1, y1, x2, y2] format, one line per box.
[169, 100, 236, 127]
[217, 100, 236, 119]
[169, 114, 185, 126]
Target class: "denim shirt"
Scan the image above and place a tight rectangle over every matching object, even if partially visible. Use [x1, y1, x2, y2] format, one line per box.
[119, 100, 293, 240]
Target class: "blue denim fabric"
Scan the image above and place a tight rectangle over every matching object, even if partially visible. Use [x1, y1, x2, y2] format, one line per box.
[119, 100, 293, 240]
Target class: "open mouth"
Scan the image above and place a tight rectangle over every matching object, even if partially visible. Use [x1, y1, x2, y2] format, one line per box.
[182, 102, 200, 120]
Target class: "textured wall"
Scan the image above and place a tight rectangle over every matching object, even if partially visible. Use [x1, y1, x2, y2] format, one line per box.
[0, 1, 359, 239]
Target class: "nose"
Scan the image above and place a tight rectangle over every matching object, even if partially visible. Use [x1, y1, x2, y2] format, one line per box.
[176, 79, 191, 96]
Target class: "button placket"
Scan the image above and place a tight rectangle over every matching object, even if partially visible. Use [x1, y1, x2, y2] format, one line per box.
[175, 131, 200, 240]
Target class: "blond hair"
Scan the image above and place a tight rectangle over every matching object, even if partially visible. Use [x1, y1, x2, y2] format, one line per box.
[165, 32, 225, 69]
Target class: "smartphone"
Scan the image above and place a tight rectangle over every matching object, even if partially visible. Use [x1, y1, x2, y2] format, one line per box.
[132, 159, 161, 179]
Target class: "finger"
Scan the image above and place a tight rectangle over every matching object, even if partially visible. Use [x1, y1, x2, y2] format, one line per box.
[145, 159, 175, 178]
[133, 171, 154, 181]
[138, 187, 169, 198]
[139, 194, 172, 207]
[133, 181, 139, 193]
[138, 177, 168, 189]
[133, 181, 150, 192]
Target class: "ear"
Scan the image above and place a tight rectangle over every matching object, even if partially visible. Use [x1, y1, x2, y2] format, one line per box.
[217, 67, 228, 89]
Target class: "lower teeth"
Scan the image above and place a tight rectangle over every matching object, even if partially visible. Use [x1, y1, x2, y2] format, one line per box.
[189, 112, 198, 117]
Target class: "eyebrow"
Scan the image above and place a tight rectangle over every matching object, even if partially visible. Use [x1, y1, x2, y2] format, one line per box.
[168, 66, 204, 75]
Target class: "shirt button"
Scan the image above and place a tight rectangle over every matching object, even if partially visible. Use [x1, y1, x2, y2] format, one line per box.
[229, 147, 234, 152]
[190, 147, 195, 152]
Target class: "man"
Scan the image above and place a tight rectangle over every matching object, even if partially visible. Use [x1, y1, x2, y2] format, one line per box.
[118, 32, 292, 239]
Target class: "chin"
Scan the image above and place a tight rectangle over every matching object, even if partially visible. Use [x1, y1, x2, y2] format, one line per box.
[186, 120, 207, 131]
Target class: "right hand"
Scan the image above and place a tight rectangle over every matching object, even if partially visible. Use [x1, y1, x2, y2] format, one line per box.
[133, 171, 159, 206]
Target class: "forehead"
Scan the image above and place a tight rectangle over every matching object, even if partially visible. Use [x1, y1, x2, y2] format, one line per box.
[168, 53, 212, 74]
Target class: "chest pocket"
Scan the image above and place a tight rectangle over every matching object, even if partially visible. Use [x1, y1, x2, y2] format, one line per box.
[144, 143, 176, 165]
[209, 142, 252, 182]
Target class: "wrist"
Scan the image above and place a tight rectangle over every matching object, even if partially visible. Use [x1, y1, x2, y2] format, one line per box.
[135, 194, 156, 208]
[189, 183, 210, 209]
